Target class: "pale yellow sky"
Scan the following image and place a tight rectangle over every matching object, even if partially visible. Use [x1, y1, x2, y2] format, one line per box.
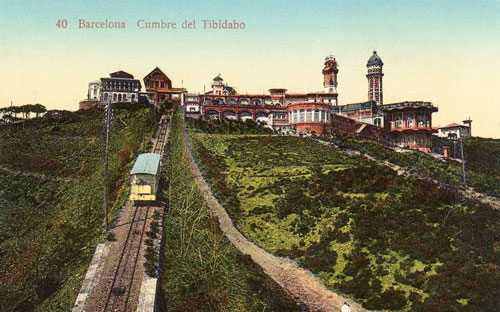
[1, 0, 499, 138]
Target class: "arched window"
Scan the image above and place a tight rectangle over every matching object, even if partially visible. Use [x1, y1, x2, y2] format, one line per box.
[113, 93, 117, 102]
[104, 93, 108, 101]
[118, 94, 122, 102]
[131, 94, 136, 102]
[122, 94, 127, 101]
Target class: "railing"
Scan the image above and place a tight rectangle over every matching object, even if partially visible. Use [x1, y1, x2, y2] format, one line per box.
[381, 101, 435, 110]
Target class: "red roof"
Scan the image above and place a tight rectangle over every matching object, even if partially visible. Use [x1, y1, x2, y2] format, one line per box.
[144, 67, 172, 83]
[439, 123, 469, 129]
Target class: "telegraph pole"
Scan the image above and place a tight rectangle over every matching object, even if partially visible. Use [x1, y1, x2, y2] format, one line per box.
[459, 137, 467, 185]
[103, 100, 112, 232]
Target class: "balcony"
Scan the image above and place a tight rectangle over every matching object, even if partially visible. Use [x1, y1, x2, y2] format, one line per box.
[381, 101, 438, 112]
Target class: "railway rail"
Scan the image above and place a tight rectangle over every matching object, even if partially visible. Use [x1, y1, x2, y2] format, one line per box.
[102, 205, 150, 312]
[100, 117, 169, 311]
[153, 117, 168, 154]
[76, 115, 170, 312]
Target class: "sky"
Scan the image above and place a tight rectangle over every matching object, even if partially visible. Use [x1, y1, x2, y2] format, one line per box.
[1, 0, 499, 138]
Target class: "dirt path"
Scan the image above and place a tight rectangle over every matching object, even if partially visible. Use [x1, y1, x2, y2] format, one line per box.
[314, 138, 500, 211]
[184, 133, 370, 312]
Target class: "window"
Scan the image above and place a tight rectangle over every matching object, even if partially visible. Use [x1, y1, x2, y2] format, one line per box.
[305, 110, 312, 122]
[395, 118, 402, 128]
[314, 110, 320, 121]
[407, 117, 413, 127]
[299, 110, 305, 122]
[374, 118, 382, 127]
[118, 94, 122, 102]
[160, 82, 164, 88]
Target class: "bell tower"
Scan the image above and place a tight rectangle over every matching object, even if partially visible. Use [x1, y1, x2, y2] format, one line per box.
[366, 50, 384, 105]
[322, 56, 338, 94]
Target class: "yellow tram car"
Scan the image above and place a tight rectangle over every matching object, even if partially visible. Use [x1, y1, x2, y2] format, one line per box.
[129, 153, 161, 202]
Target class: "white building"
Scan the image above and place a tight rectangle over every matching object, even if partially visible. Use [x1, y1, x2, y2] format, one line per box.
[437, 123, 471, 139]
[87, 81, 101, 101]
[184, 94, 201, 113]
[101, 71, 141, 104]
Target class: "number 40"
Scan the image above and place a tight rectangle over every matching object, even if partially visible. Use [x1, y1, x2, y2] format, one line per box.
[56, 19, 68, 28]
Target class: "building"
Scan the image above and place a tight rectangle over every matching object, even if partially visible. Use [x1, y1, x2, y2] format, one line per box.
[189, 56, 339, 133]
[336, 51, 438, 152]
[381, 101, 437, 152]
[79, 71, 142, 109]
[437, 121, 472, 139]
[287, 102, 331, 134]
[143, 67, 186, 108]
[101, 71, 142, 104]
[188, 52, 439, 152]
[88, 81, 102, 101]
[211, 74, 236, 95]
[333, 101, 384, 126]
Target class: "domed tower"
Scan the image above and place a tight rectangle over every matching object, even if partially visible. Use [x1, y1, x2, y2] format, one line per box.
[366, 51, 384, 105]
[322, 55, 338, 94]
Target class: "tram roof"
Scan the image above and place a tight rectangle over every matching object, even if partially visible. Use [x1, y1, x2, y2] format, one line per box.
[130, 153, 161, 175]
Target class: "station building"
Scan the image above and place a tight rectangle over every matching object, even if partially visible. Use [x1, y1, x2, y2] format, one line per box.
[143, 67, 186, 108]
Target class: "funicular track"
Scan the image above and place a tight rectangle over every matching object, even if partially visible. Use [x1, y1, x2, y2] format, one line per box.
[75, 116, 170, 312]
[100, 117, 169, 311]
[153, 118, 168, 154]
[102, 205, 150, 312]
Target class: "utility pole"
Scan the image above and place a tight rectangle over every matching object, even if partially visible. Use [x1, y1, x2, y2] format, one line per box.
[103, 100, 112, 232]
[459, 137, 467, 185]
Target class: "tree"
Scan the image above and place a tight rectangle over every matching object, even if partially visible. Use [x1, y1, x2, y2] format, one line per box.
[32, 104, 47, 118]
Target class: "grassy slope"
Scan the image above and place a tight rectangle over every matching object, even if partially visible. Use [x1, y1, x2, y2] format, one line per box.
[0, 106, 156, 311]
[189, 125, 500, 311]
[159, 112, 300, 312]
[332, 134, 500, 198]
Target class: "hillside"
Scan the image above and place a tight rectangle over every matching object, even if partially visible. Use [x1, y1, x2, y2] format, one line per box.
[332, 134, 500, 198]
[158, 111, 300, 311]
[463, 137, 500, 181]
[188, 119, 500, 311]
[0, 106, 156, 311]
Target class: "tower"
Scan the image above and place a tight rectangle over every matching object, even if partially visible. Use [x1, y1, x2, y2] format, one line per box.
[212, 74, 224, 95]
[366, 50, 384, 105]
[463, 116, 472, 136]
[322, 55, 338, 94]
